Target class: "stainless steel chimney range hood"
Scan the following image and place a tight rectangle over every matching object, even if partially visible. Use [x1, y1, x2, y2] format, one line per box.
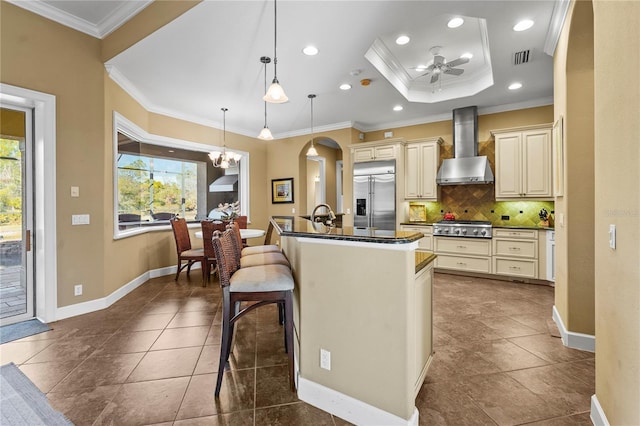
[436, 106, 494, 185]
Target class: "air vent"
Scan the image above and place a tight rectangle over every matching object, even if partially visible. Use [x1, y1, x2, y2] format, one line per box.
[514, 50, 530, 65]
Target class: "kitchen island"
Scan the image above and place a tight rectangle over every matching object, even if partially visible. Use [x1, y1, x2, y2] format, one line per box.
[271, 216, 436, 426]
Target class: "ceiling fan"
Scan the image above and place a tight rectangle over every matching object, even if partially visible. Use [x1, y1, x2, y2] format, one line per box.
[415, 46, 470, 84]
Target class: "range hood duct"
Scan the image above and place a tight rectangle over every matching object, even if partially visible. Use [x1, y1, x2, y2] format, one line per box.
[436, 106, 494, 185]
[209, 174, 238, 192]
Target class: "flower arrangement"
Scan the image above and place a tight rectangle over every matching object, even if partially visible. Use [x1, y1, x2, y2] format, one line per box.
[215, 201, 240, 220]
[539, 208, 550, 226]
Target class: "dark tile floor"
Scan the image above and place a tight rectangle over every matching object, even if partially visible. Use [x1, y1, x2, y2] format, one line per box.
[0, 272, 594, 425]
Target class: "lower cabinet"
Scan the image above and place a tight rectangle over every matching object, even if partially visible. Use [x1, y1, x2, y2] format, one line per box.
[492, 229, 539, 279]
[401, 225, 432, 251]
[413, 260, 433, 395]
[434, 237, 492, 274]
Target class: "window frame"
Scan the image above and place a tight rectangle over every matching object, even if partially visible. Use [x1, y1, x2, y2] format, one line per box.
[113, 112, 250, 240]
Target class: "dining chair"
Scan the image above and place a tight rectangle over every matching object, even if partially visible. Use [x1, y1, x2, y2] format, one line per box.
[201, 220, 227, 281]
[170, 217, 207, 284]
[211, 229, 295, 396]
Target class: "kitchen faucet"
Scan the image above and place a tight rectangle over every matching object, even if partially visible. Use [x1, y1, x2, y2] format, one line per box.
[310, 203, 337, 226]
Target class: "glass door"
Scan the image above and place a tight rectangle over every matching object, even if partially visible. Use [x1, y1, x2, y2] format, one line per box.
[0, 105, 34, 325]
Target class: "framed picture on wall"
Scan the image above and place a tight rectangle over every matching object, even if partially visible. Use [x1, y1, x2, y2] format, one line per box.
[272, 177, 294, 203]
[553, 116, 564, 196]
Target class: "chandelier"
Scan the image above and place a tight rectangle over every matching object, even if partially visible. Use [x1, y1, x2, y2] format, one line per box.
[209, 108, 241, 169]
[263, 0, 288, 103]
[258, 56, 274, 140]
[306, 94, 318, 156]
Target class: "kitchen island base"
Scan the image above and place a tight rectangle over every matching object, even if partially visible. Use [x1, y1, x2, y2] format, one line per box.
[278, 226, 434, 425]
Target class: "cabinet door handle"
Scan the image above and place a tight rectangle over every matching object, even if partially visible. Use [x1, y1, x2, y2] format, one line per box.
[509, 266, 521, 270]
[509, 247, 521, 251]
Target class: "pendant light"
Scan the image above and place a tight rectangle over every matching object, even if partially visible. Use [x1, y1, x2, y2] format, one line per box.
[209, 108, 241, 169]
[263, 0, 288, 103]
[306, 94, 319, 157]
[258, 56, 274, 140]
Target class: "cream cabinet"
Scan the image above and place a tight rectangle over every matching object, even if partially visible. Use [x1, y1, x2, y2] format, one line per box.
[493, 125, 553, 199]
[401, 225, 433, 251]
[492, 229, 539, 279]
[413, 260, 433, 395]
[434, 237, 492, 273]
[405, 138, 443, 200]
[351, 140, 401, 162]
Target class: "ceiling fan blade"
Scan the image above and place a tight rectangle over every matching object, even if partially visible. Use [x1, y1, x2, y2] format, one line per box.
[446, 57, 469, 68]
[433, 55, 445, 66]
[444, 68, 464, 76]
[430, 73, 439, 84]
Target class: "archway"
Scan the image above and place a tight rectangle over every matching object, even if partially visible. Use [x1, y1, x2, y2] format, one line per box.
[298, 137, 343, 216]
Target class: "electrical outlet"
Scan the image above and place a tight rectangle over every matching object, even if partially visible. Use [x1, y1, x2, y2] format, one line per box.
[74, 284, 83, 296]
[320, 348, 331, 370]
[346, 208, 351, 215]
[292, 208, 296, 214]
[71, 186, 79, 197]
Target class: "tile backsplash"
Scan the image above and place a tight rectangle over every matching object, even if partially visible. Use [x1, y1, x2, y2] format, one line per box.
[407, 184, 554, 227]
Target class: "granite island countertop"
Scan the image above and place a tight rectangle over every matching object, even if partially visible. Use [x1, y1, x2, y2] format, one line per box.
[272, 216, 423, 244]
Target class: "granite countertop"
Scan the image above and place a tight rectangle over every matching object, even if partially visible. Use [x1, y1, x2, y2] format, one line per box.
[415, 252, 437, 273]
[493, 225, 555, 230]
[271, 216, 423, 244]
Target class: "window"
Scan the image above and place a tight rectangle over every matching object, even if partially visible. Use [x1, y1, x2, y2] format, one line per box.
[113, 112, 249, 238]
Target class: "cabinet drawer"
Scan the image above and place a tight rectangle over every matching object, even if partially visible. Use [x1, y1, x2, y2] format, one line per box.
[493, 229, 537, 239]
[418, 235, 432, 251]
[493, 239, 538, 258]
[493, 257, 538, 278]
[436, 254, 491, 274]
[435, 237, 491, 256]
[402, 225, 433, 235]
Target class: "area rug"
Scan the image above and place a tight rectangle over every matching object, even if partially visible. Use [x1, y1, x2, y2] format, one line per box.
[0, 319, 51, 344]
[0, 363, 73, 425]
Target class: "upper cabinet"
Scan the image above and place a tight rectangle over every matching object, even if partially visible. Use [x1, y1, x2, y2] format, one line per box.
[492, 125, 553, 200]
[351, 139, 403, 162]
[405, 138, 443, 200]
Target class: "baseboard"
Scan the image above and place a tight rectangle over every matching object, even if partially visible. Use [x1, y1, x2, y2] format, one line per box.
[297, 377, 418, 426]
[54, 264, 186, 321]
[552, 305, 596, 352]
[590, 395, 610, 426]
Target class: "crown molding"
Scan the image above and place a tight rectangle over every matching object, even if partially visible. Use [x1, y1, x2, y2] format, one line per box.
[6, 0, 152, 39]
[544, 0, 571, 56]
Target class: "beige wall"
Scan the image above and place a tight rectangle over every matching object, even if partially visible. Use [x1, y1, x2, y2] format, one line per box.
[553, 0, 596, 336]
[1, 2, 107, 306]
[593, 1, 640, 424]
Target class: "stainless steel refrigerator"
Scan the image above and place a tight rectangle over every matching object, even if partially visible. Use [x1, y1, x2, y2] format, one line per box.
[353, 160, 396, 230]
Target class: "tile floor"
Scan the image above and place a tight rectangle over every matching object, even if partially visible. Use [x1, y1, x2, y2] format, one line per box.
[0, 272, 594, 425]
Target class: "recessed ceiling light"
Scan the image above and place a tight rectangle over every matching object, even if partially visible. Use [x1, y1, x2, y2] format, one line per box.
[393, 105, 403, 111]
[508, 82, 523, 90]
[461, 52, 473, 59]
[339, 83, 352, 91]
[395, 35, 410, 45]
[447, 17, 464, 28]
[302, 45, 318, 56]
[513, 19, 534, 31]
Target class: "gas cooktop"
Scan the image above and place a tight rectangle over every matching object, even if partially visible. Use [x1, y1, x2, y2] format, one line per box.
[433, 220, 492, 238]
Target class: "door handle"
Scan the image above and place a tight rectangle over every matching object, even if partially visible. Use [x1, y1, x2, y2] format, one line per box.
[26, 229, 31, 252]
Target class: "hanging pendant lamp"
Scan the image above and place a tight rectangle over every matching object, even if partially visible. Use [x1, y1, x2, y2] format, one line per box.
[306, 94, 319, 157]
[263, 0, 288, 103]
[209, 108, 241, 169]
[258, 56, 274, 140]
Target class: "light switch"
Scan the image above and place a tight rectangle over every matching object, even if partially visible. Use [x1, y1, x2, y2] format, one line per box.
[609, 224, 616, 249]
[72, 214, 90, 225]
[71, 186, 79, 197]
